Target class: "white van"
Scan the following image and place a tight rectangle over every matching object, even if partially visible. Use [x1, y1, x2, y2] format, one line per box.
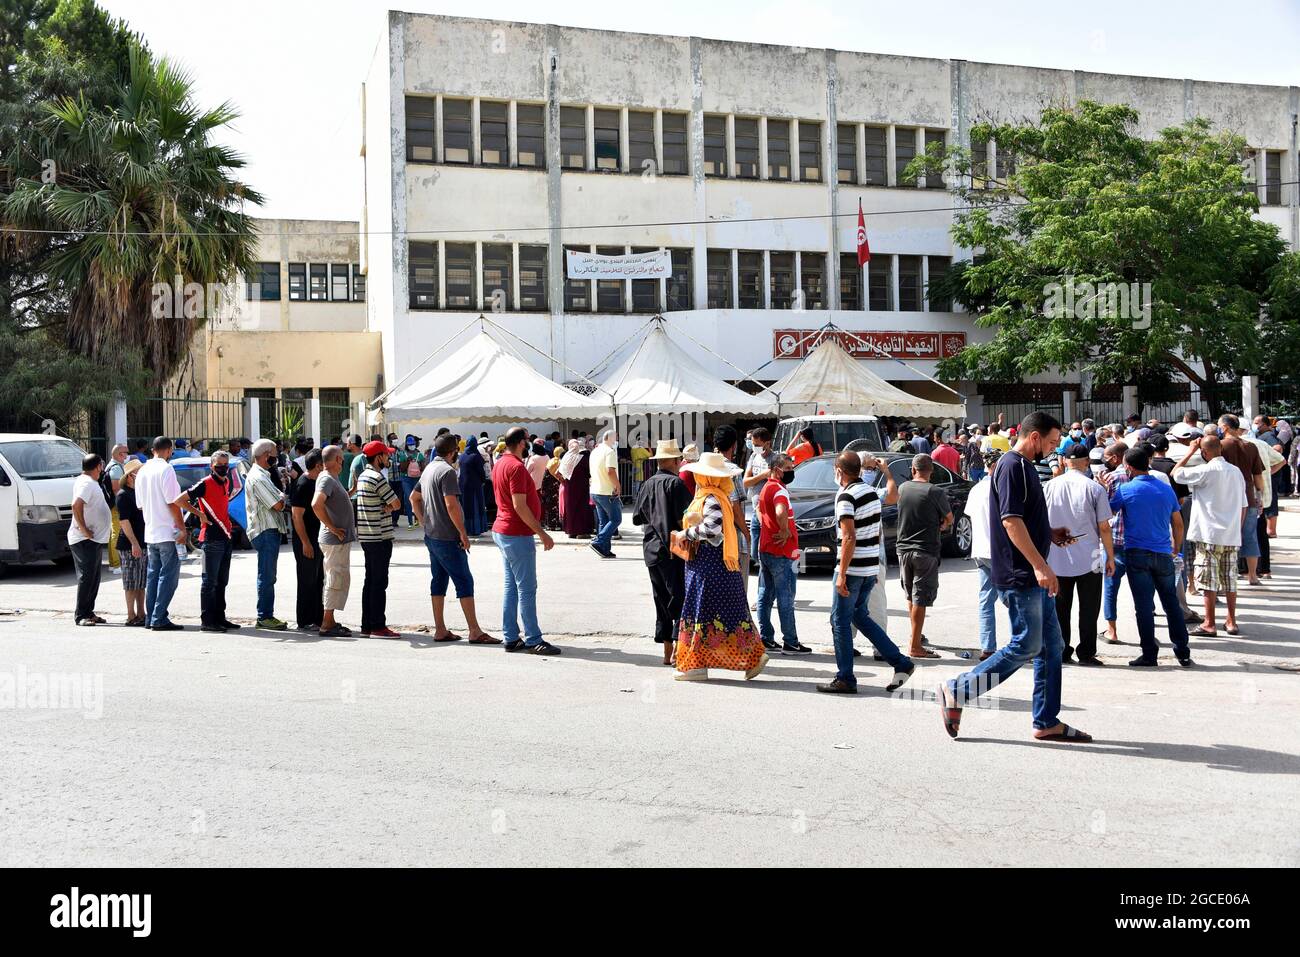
[773, 415, 885, 456]
[0, 434, 89, 572]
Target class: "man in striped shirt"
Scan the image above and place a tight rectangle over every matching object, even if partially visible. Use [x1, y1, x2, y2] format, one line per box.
[820, 452, 914, 694]
[355, 439, 402, 638]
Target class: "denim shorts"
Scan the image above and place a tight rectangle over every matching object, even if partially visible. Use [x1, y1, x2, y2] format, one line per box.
[425, 536, 474, 598]
[1239, 507, 1261, 559]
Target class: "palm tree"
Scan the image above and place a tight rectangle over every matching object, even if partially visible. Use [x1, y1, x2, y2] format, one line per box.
[4, 42, 262, 384]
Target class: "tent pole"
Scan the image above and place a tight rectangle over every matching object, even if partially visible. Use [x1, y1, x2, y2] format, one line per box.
[371, 313, 483, 408]
[582, 314, 660, 383]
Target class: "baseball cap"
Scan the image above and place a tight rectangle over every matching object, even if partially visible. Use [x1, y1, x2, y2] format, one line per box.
[1062, 442, 1091, 460]
[363, 440, 394, 457]
[1168, 422, 1202, 440]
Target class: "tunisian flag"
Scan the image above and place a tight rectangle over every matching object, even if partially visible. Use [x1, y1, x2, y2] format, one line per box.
[856, 199, 871, 267]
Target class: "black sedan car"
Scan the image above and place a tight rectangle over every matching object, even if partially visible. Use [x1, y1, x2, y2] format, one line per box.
[748, 451, 974, 570]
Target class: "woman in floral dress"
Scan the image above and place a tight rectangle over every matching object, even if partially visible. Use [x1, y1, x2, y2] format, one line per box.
[675, 452, 768, 682]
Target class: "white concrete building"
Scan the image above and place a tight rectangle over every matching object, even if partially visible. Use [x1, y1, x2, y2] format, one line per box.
[360, 12, 1298, 427]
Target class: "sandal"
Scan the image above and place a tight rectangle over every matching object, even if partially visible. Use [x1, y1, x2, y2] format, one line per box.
[467, 633, 502, 644]
[910, 649, 941, 659]
[432, 633, 463, 642]
[938, 682, 962, 739]
[1191, 625, 1218, 637]
[1224, 625, 1241, 636]
[1034, 724, 1094, 744]
[1100, 630, 1121, 645]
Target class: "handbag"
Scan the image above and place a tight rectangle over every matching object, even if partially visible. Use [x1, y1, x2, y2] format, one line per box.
[669, 529, 698, 562]
[406, 457, 422, 478]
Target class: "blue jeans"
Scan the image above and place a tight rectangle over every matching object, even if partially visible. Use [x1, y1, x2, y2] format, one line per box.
[494, 532, 542, 646]
[830, 575, 909, 686]
[974, 557, 998, 652]
[592, 493, 622, 552]
[400, 475, 419, 522]
[252, 529, 280, 621]
[424, 536, 474, 598]
[950, 585, 1063, 730]
[756, 551, 798, 646]
[969, 466, 986, 483]
[1102, 548, 1127, 622]
[145, 541, 180, 627]
[1123, 547, 1191, 661]
[1239, 507, 1261, 559]
[749, 511, 761, 564]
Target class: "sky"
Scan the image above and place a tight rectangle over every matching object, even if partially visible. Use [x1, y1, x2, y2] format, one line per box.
[99, 0, 1300, 222]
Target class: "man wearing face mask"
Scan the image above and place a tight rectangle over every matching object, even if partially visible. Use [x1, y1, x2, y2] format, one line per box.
[174, 450, 241, 633]
[1057, 422, 1085, 454]
[940, 411, 1092, 743]
[356, 439, 403, 638]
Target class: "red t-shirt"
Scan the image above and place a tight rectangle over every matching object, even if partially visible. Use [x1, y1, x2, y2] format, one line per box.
[758, 479, 799, 558]
[679, 467, 696, 496]
[492, 453, 542, 536]
[932, 442, 961, 474]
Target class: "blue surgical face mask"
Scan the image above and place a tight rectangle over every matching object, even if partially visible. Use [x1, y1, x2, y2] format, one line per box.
[745, 439, 754, 451]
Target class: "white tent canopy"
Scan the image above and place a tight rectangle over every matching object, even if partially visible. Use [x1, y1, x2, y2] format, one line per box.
[599, 324, 777, 415]
[762, 338, 965, 420]
[381, 331, 612, 423]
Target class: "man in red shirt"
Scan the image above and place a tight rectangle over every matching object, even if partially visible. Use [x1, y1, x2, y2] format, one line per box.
[756, 452, 811, 655]
[491, 426, 559, 655]
[932, 432, 962, 475]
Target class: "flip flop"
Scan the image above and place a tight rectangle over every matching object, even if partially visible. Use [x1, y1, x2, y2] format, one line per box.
[910, 649, 941, 659]
[938, 682, 961, 739]
[1191, 625, 1218, 637]
[1034, 724, 1094, 744]
[432, 633, 463, 642]
[1224, 626, 1241, 636]
[467, 634, 502, 644]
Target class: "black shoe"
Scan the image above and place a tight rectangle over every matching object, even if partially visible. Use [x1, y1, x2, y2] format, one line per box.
[761, 637, 780, 651]
[885, 665, 916, 693]
[151, 622, 183, 632]
[528, 641, 562, 656]
[504, 639, 526, 653]
[851, 648, 862, 658]
[1076, 656, 1106, 667]
[588, 542, 614, 559]
[200, 624, 225, 633]
[221, 620, 242, 631]
[1128, 656, 1158, 667]
[1177, 656, 1194, 667]
[781, 642, 812, 655]
[817, 678, 858, 694]
[1062, 647, 1075, 663]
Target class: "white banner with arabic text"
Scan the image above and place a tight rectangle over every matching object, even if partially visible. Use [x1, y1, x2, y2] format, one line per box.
[565, 249, 672, 280]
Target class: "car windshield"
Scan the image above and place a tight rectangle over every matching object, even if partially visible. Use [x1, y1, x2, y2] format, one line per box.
[787, 456, 839, 490]
[0, 439, 86, 480]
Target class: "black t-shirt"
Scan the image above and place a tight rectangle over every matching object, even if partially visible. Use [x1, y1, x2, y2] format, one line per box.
[115, 487, 145, 551]
[895, 480, 951, 555]
[290, 473, 322, 542]
[990, 450, 1051, 589]
[1149, 455, 1188, 499]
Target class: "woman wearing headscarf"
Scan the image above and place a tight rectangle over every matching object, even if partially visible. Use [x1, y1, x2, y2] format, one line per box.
[457, 438, 488, 537]
[541, 445, 564, 530]
[560, 438, 594, 538]
[673, 451, 768, 682]
[526, 441, 550, 490]
[785, 427, 822, 467]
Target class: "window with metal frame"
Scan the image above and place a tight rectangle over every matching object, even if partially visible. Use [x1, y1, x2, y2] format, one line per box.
[330, 264, 349, 301]
[927, 256, 951, 311]
[837, 124, 858, 184]
[309, 263, 328, 301]
[444, 243, 476, 309]
[350, 264, 366, 302]
[516, 104, 545, 168]
[704, 115, 727, 177]
[247, 262, 280, 301]
[519, 246, 547, 311]
[839, 253, 863, 310]
[868, 257, 891, 311]
[405, 96, 436, 162]
[668, 249, 692, 310]
[288, 263, 306, 301]
[561, 106, 586, 169]
[895, 128, 917, 186]
[799, 121, 822, 182]
[767, 119, 791, 180]
[662, 112, 688, 175]
[923, 130, 946, 188]
[482, 244, 512, 311]
[734, 118, 759, 179]
[769, 252, 794, 309]
[408, 243, 438, 309]
[707, 250, 732, 309]
[629, 110, 655, 174]
[442, 98, 472, 164]
[898, 255, 922, 310]
[799, 253, 825, 309]
[479, 101, 508, 166]
[596, 245, 625, 311]
[593, 109, 620, 170]
[564, 245, 591, 311]
[1266, 151, 1283, 205]
[864, 126, 887, 186]
[738, 251, 764, 309]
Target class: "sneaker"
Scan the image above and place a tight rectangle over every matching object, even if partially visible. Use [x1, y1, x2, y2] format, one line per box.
[367, 627, 402, 639]
[588, 542, 614, 559]
[504, 639, 527, 653]
[200, 624, 225, 633]
[744, 653, 769, 680]
[1127, 655, 1158, 667]
[257, 617, 288, 631]
[885, 665, 915, 693]
[761, 637, 780, 651]
[817, 677, 857, 694]
[1076, 656, 1106, 667]
[151, 622, 183, 632]
[781, 642, 813, 655]
[528, 641, 561, 656]
[75, 618, 97, 627]
[297, 624, 320, 633]
[1176, 656, 1195, 668]
[319, 624, 351, 637]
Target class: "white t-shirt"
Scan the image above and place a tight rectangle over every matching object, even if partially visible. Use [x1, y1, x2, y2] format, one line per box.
[1173, 457, 1249, 546]
[965, 475, 993, 561]
[589, 443, 619, 496]
[136, 456, 182, 544]
[67, 474, 111, 545]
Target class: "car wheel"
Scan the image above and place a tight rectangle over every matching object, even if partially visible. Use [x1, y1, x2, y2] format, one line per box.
[943, 514, 973, 558]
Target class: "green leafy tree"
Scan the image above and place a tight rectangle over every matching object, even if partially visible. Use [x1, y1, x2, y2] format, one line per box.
[913, 101, 1291, 396]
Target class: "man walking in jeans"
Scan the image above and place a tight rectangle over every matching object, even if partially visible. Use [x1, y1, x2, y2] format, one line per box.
[137, 436, 187, 631]
[589, 428, 621, 559]
[1044, 443, 1114, 665]
[245, 439, 289, 630]
[819, 452, 913, 694]
[1108, 446, 1193, 667]
[939, 411, 1093, 743]
[755, 451, 811, 655]
[492, 426, 560, 655]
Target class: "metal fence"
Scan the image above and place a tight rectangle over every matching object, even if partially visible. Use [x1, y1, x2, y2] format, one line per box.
[128, 395, 246, 450]
[320, 403, 353, 444]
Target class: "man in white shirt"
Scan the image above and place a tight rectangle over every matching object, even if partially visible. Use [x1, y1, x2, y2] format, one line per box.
[964, 447, 1002, 659]
[136, 436, 187, 630]
[589, 428, 622, 559]
[1044, 444, 1115, 665]
[1173, 435, 1248, 636]
[68, 453, 112, 626]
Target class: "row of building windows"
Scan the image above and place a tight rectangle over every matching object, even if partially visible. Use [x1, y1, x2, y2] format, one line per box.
[405, 96, 961, 187]
[406, 241, 952, 313]
[246, 262, 366, 303]
[1245, 149, 1289, 206]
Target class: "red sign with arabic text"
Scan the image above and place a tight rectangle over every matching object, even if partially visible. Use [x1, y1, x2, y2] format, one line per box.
[773, 328, 965, 360]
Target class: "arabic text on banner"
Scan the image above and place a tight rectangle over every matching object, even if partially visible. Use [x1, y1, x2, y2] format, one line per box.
[565, 249, 673, 280]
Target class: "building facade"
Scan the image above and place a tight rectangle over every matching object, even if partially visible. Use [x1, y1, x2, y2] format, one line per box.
[361, 12, 1298, 428]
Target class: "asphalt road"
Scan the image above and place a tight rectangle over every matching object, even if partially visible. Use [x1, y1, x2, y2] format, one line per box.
[1, 504, 1297, 866]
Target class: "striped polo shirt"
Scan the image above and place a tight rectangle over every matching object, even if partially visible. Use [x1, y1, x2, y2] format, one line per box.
[835, 480, 882, 577]
[355, 465, 397, 542]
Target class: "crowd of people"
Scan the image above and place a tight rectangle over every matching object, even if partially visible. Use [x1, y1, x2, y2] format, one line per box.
[62, 405, 1292, 743]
